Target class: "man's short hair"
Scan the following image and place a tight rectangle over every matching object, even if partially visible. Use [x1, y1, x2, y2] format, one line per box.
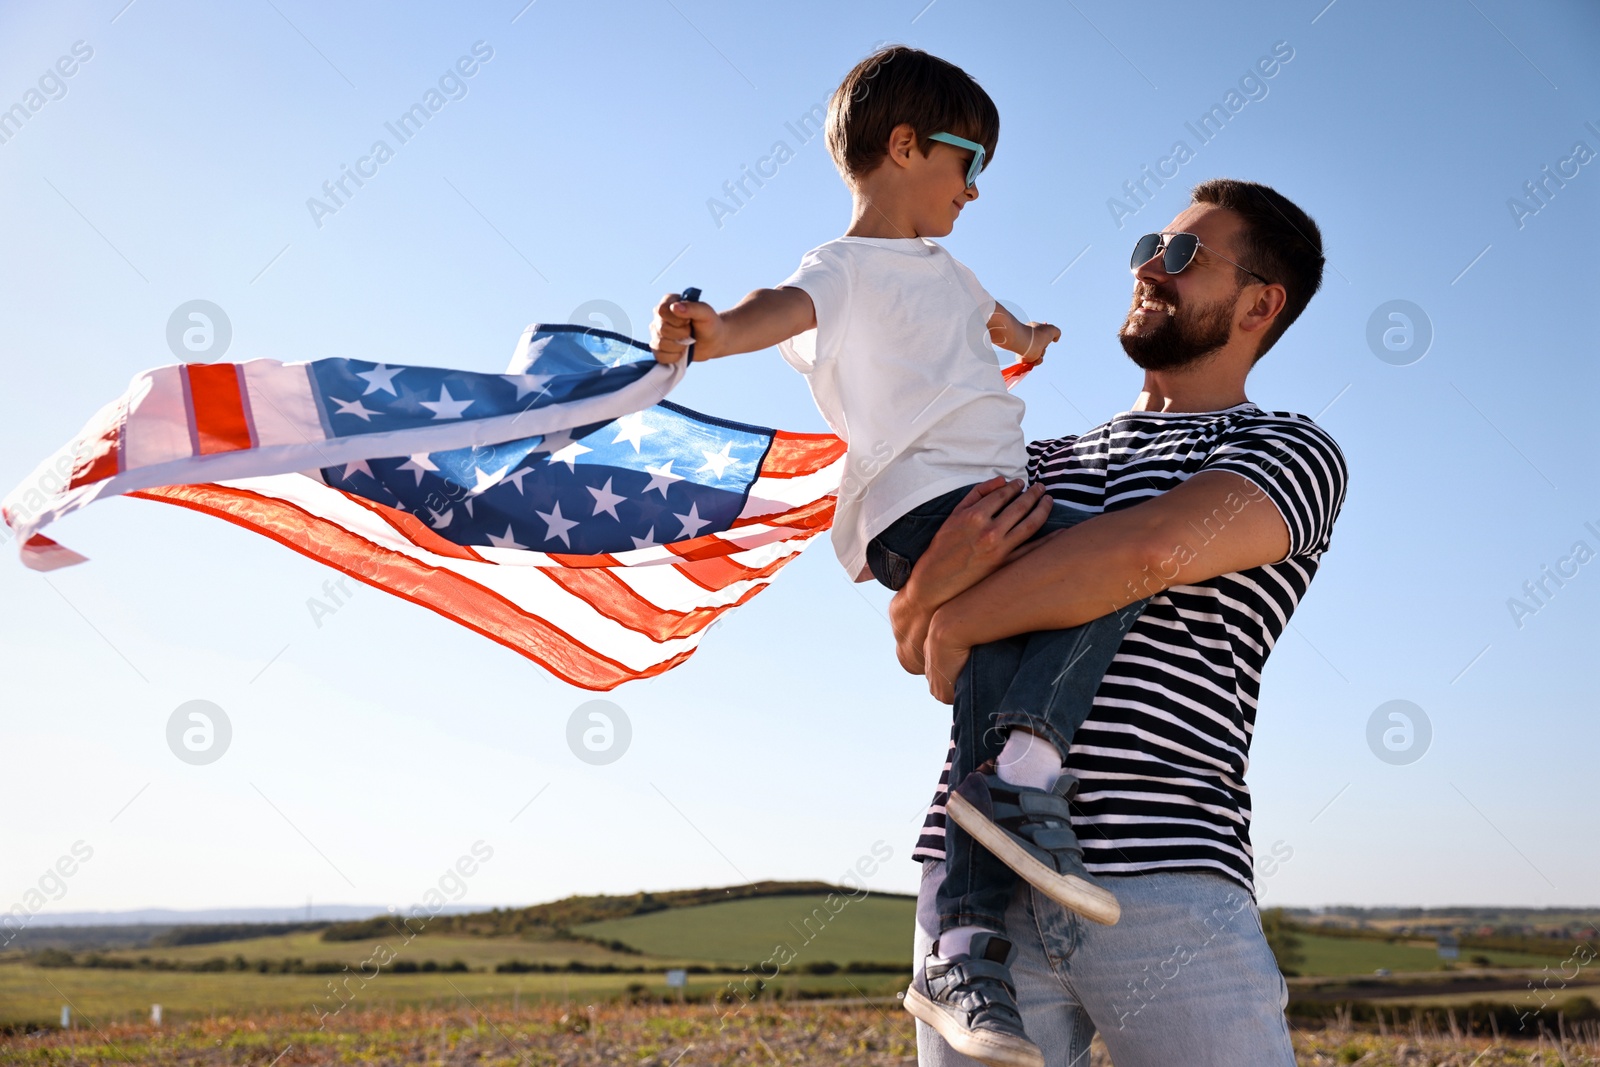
[1191, 179, 1325, 358]
[826, 46, 999, 184]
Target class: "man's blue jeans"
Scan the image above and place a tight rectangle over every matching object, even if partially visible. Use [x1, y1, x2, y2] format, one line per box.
[866, 484, 1146, 933]
[914, 860, 1297, 1067]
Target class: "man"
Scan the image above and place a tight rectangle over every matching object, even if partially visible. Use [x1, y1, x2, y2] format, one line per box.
[890, 178, 1348, 1067]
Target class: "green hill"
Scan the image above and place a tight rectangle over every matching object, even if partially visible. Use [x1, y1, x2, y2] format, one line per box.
[573, 894, 916, 967]
[1291, 931, 1573, 976]
[320, 880, 904, 943]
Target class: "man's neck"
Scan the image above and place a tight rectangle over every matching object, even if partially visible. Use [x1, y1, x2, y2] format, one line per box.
[1128, 349, 1253, 413]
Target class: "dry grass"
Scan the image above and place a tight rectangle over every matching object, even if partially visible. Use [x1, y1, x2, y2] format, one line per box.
[3, 1002, 1600, 1065]
[0, 1001, 916, 1066]
[1288, 1033, 1600, 1065]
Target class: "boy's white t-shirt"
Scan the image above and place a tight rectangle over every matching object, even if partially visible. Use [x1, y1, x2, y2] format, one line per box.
[777, 236, 1027, 582]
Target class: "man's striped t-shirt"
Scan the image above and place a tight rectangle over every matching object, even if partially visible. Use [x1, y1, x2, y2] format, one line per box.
[913, 403, 1349, 895]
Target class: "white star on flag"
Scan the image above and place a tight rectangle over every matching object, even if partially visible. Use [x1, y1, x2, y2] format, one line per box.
[485, 524, 526, 549]
[536, 501, 580, 547]
[501, 465, 534, 494]
[356, 363, 404, 396]
[586, 477, 626, 520]
[427, 506, 453, 529]
[397, 453, 440, 485]
[332, 397, 380, 422]
[610, 412, 656, 452]
[547, 439, 593, 471]
[697, 441, 737, 479]
[642, 461, 682, 498]
[469, 465, 511, 495]
[502, 372, 555, 402]
[420, 384, 474, 420]
[673, 502, 711, 539]
[340, 459, 374, 481]
[630, 526, 659, 550]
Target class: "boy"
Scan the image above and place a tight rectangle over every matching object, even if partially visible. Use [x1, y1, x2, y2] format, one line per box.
[651, 47, 1144, 1067]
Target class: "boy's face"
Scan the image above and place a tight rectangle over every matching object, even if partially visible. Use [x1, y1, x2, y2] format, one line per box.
[902, 135, 981, 237]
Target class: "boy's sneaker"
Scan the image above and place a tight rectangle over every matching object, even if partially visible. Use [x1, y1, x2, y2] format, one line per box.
[945, 762, 1121, 926]
[903, 931, 1043, 1067]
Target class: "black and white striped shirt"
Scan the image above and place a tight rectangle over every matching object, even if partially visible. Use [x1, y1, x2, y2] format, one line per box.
[913, 403, 1349, 894]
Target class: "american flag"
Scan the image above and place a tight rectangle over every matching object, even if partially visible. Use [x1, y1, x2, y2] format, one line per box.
[7, 323, 1030, 689]
[4, 324, 686, 570]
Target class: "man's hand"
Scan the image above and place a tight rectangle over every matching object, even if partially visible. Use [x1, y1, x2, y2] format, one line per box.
[915, 470, 1293, 699]
[923, 611, 973, 705]
[888, 477, 1052, 676]
[651, 294, 723, 363]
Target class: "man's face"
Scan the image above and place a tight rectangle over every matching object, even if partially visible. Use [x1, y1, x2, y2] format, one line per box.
[1119, 204, 1252, 371]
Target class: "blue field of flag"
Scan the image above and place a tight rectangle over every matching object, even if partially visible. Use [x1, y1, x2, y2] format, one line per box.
[320, 326, 776, 555]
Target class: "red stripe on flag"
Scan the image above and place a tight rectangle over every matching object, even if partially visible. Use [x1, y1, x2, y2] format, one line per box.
[546, 550, 621, 568]
[758, 431, 847, 477]
[131, 483, 688, 690]
[731, 496, 836, 531]
[665, 538, 743, 563]
[538, 565, 772, 642]
[668, 540, 816, 593]
[68, 423, 121, 489]
[344, 495, 488, 563]
[1001, 361, 1035, 387]
[185, 364, 254, 455]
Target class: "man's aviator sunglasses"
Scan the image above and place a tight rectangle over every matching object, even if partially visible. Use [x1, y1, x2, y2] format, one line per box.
[1130, 232, 1270, 284]
[928, 132, 986, 188]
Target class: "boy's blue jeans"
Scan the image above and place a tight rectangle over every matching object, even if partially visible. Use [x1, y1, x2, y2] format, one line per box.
[866, 483, 1147, 934]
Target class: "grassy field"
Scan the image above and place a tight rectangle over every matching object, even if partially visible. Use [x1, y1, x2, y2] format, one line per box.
[9, 953, 1589, 1031]
[1362, 985, 1600, 1009]
[8, 891, 1588, 1047]
[5, 1003, 1600, 1066]
[53, 920, 1565, 978]
[1294, 932, 1565, 976]
[0, 960, 909, 1028]
[572, 894, 915, 966]
[5, 916, 1576, 1029]
[89, 930, 649, 970]
[6, 940, 1580, 1036]
[566, 896, 1570, 977]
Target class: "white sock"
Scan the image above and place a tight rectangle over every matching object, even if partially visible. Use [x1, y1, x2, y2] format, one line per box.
[995, 729, 1064, 791]
[937, 924, 995, 958]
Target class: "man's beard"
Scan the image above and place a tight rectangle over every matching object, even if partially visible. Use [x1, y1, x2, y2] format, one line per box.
[1118, 283, 1235, 371]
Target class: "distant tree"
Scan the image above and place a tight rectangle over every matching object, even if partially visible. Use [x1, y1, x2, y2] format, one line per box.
[1260, 908, 1305, 976]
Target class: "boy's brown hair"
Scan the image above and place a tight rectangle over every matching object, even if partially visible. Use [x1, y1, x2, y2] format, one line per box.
[826, 46, 999, 183]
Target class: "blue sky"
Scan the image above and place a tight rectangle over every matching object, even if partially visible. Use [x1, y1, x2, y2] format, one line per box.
[1, 0, 1595, 920]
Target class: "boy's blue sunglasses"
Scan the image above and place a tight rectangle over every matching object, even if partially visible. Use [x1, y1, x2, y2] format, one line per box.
[928, 131, 986, 188]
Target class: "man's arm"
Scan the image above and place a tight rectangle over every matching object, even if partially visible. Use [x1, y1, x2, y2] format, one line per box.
[887, 478, 1054, 674]
[650, 288, 815, 363]
[916, 470, 1292, 702]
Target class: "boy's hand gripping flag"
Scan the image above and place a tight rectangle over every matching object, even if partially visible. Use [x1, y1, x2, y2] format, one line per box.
[4, 323, 1034, 689]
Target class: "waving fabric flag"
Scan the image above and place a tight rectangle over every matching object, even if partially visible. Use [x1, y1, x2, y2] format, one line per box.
[2, 325, 685, 570]
[7, 323, 1031, 689]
